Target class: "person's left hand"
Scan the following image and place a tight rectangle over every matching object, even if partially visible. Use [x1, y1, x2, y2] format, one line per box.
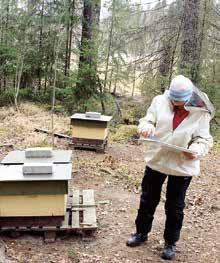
[183, 152, 197, 160]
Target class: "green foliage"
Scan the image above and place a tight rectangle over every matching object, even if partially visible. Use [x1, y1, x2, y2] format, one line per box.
[74, 0, 101, 102]
[213, 141, 220, 154]
[0, 44, 17, 77]
[110, 124, 138, 142]
[199, 57, 220, 123]
[55, 86, 73, 101]
[157, 74, 169, 92]
[120, 98, 148, 124]
[211, 123, 220, 140]
[0, 0, 218, 127]
[139, 76, 161, 98]
[0, 89, 15, 107]
[74, 63, 98, 101]
[65, 92, 116, 114]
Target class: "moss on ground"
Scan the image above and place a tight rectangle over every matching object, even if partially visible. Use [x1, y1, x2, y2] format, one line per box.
[110, 125, 138, 142]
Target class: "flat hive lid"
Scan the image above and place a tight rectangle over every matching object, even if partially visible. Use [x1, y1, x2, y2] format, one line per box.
[0, 163, 72, 182]
[71, 113, 112, 122]
[1, 150, 72, 165]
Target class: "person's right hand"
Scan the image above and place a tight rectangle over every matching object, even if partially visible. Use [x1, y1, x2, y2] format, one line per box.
[183, 152, 198, 160]
[139, 123, 155, 138]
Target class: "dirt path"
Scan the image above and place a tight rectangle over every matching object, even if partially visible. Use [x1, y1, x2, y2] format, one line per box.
[0, 104, 219, 262]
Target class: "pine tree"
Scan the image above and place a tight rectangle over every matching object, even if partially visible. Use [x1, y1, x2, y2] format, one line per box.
[75, 0, 101, 103]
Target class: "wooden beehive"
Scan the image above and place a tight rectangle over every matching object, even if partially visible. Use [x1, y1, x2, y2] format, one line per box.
[70, 112, 112, 140]
[0, 149, 72, 226]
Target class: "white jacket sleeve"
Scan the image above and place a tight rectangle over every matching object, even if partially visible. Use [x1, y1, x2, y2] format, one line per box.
[188, 113, 213, 157]
[138, 96, 157, 133]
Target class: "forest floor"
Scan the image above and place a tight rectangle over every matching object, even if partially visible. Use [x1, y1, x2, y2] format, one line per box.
[0, 103, 219, 263]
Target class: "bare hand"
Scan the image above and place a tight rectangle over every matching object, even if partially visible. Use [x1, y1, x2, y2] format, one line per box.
[139, 124, 155, 138]
[140, 131, 151, 138]
[183, 152, 197, 160]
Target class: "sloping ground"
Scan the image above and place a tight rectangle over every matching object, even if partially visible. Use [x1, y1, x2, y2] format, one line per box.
[0, 103, 219, 263]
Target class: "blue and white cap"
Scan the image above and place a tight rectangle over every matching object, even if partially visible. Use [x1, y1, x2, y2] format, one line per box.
[168, 75, 193, 102]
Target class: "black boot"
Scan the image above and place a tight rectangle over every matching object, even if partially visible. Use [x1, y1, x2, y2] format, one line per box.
[126, 233, 147, 247]
[161, 243, 176, 260]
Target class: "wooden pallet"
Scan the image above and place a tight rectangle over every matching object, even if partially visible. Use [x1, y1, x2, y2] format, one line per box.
[0, 189, 97, 242]
[70, 137, 107, 153]
[66, 189, 97, 230]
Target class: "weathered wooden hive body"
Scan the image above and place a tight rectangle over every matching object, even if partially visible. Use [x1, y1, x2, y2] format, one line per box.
[70, 112, 112, 140]
[0, 148, 72, 226]
[70, 112, 112, 153]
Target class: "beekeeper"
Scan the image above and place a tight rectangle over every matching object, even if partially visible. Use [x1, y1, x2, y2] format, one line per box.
[126, 75, 214, 260]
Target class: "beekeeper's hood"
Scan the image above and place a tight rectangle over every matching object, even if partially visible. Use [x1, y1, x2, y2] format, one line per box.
[168, 75, 215, 118]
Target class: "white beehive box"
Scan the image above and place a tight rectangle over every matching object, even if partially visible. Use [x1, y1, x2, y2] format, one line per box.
[70, 112, 112, 140]
[0, 149, 72, 218]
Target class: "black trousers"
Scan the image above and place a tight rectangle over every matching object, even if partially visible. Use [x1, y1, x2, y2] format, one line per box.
[135, 166, 192, 245]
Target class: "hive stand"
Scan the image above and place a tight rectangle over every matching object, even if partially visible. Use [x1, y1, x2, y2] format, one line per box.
[0, 189, 97, 242]
[70, 137, 108, 153]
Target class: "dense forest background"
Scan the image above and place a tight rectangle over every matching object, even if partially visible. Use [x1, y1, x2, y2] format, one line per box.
[0, 0, 219, 128]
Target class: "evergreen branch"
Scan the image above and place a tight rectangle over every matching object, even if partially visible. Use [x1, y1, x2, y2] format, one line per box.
[212, 7, 220, 16]
[137, 65, 161, 79]
[209, 22, 220, 31]
[126, 49, 164, 65]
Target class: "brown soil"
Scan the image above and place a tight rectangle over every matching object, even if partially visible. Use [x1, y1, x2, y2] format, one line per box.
[0, 103, 219, 263]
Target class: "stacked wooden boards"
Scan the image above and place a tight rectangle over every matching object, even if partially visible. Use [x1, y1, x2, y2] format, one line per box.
[70, 112, 112, 152]
[0, 148, 72, 227]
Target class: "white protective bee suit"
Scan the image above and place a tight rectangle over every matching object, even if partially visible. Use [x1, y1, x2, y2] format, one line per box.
[138, 86, 214, 177]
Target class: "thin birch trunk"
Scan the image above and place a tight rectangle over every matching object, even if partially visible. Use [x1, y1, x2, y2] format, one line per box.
[14, 56, 24, 111]
[103, 0, 115, 92]
[131, 63, 136, 97]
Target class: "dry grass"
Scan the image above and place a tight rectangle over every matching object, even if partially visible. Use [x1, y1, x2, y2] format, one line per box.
[0, 103, 71, 150]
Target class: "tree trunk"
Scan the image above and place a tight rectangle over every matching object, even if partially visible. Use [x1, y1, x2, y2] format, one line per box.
[180, 0, 201, 83]
[68, 26, 73, 72]
[169, 13, 184, 84]
[64, 0, 75, 76]
[44, 75, 47, 93]
[38, 0, 44, 90]
[159, 41, 172, 92]
[64, 9, 70, 76]
[196, 0, 210, 76]
[68, 0, 75, 72]
[75, 0, 95, 100]
[103, 0, 115, 92]
[108, 66, 114, 92]
[0, 1, 9, 90]
[75, 0, 101, 101]
[15, 56, 24, 111]
[113, 61, 119, 95]
[131, 63, 136, 97]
